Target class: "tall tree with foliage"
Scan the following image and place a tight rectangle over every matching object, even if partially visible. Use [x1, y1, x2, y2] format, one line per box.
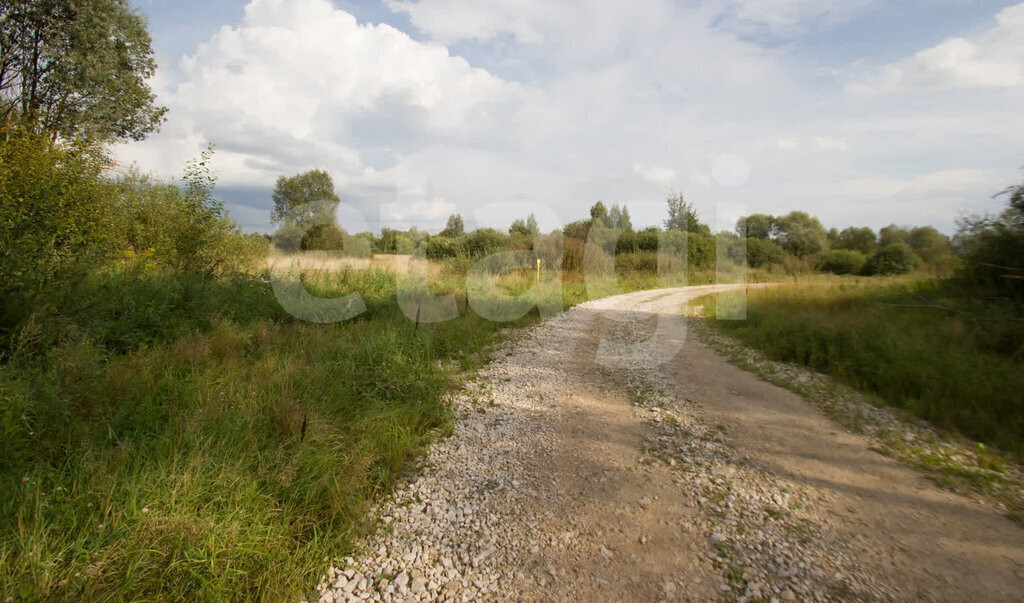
[270, 169, 340, 229]
[665, 192, 705, 233]
[735, 214, 775, 239]
[590, 201, 613, 228]
[834, 226, 877, 255]
[0, 0, 167, 141]
[440, 213, 464, 237]
[509, 213, 539, 236]
[773, 211, 827, 257]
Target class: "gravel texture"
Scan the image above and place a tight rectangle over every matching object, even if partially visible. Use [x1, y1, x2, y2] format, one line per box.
[313, 286, 1024, 602]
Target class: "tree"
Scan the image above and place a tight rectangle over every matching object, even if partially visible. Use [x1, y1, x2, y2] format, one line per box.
[509, 213, 539, 236]
[665, 192, 707, 233]
[878, 224, 909, 247]
[834, 226, 877, 255]
[590, 201, 612, 228]
[954, 174, 1024, 296]
[270, 169, 340, 228]
[0, 0, 167, 141]
[735, 214, 774, 239]
[619, 205, 633, 231]
[862, 244, 918, 276]
[773, 211, 827, 257]
[440, 213, 464, 237]
[905, 226, 953, 265]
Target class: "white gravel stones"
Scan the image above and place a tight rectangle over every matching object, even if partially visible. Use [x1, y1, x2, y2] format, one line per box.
[313, 287, 990, 602]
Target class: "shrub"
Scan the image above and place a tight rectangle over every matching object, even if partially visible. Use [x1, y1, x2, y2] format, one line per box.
[425, 236, 462, 260]
[817, 249, 867, 275]
[731, 237, 786, 268]
[862, 244, 919, 276]
[0, 136, 112, 330]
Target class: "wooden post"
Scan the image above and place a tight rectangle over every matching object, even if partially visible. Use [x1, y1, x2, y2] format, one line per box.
[415, 303, 421, 332]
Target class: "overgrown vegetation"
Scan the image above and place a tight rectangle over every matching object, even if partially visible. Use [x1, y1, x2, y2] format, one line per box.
[704, 278, 1024, 458]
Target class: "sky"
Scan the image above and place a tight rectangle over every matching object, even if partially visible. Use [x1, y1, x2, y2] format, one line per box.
[121, 0, 1024, 235]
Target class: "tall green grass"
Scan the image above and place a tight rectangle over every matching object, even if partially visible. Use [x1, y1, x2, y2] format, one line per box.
[3, 260, 732, 599]
[0, 265, 555, 599]
[703, 278, 1024, 458]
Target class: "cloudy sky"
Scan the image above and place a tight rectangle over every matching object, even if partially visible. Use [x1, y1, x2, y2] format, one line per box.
[121, 0, 1024, 235]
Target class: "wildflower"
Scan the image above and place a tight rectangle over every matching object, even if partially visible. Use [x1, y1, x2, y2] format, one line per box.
[141, 507, 149, 514]
[21, 477, 29, 484]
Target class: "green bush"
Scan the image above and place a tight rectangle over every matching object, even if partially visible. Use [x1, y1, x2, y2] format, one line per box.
[817, 249, 867, 275]
[0, 136, 112, 331]
[862, 244, 919, 276]
[111, 172, 266, 275]
[730, 237, 786, 268]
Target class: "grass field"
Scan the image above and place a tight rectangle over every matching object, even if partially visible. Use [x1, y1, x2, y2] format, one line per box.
[0, 260, 741, 599]
[701, 277, 1024, 459]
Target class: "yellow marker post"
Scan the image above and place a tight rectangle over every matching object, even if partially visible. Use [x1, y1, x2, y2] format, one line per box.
[536, 259, 541, 283]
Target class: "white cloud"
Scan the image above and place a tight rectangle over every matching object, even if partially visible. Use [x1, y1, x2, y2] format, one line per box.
[383, 197, 455, 221]
[633, 163, 678, 187]
[117, 0, 520, 190]
[850, 3, 1024, 94]
[118, 0, 1022, 234]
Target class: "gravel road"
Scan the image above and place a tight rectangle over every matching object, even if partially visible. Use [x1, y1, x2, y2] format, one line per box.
[315, 285, 1024, 602]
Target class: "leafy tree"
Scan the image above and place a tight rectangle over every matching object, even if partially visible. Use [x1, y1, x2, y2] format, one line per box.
[905, 226, 953, 266]
[270, 169, 339, 228]
[509, 213, 539, 236]
[0, 135, 110, 327]
[619, 205, 633, 231]
[728, 237, 785, 268]
[0, 0, 167, 141]
[440, 213, 464, 237]
[834, 226, 877, 255]
[878, 224, 909, 247]
[590, 201, 613, 228]
[826, 227, 839, 245]
[665, 192, 707, 234]
[954, 175, 1024, 296]
[563, 219, 591, 241]
[735, 213, 774, 239]
[773, 211, 827, 257]
[862, 244, 918, 276]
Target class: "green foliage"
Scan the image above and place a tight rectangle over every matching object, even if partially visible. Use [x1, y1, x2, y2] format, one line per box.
[862, 244, 919, 276]
[735, 213, 774, 239]
[608, 204, 632, 230]
[0, 0, 166, 141]
[773, 211, 827, 257]
[730, 237, 786, 268]
[509, 213, 539, 236]
[833, 226, 877, 255]
[954, 179, 1024, 301]
[817, 249, 867, 275]
[0, 135, 112, 331]
[590, 201, 612, 228]
[706, 280, 1024, 458]
[301, 223, 345, 251]
[0, 268, 555, 599]
[562, 219, 592, 241]
[664, 192, 708, 234]
[111, 148, 264, 276]
[425, 236, 462, 260]
[439, 213, 464, 238]
[879, 224, 909, 247]
[270, 169, 340, 228]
